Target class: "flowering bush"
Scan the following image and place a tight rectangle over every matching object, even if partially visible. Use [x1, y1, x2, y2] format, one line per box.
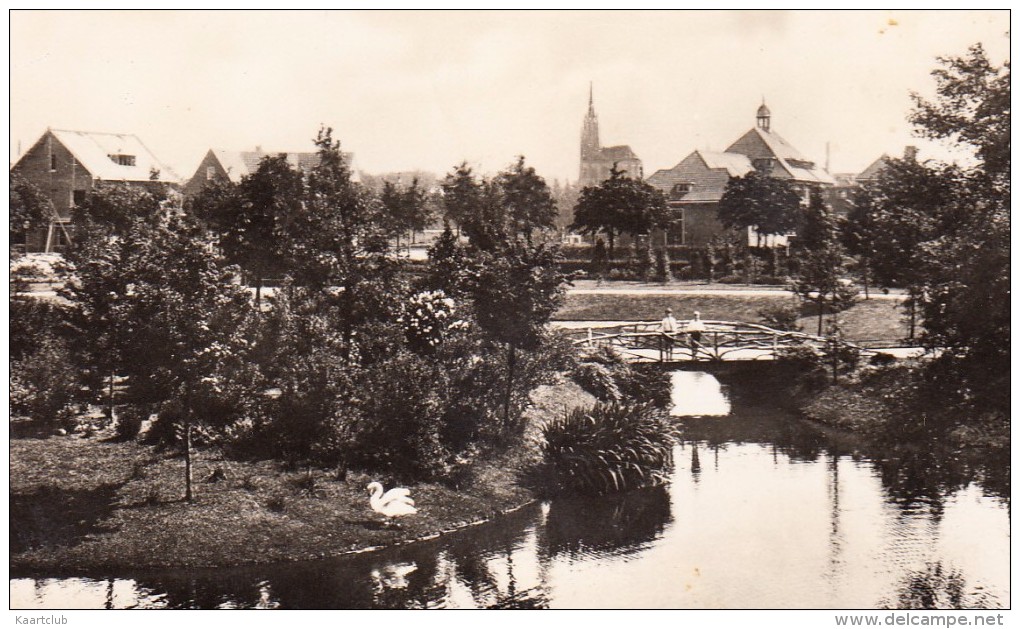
[399, 290, 467, 352]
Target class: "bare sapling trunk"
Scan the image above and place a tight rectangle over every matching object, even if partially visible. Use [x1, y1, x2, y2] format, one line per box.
[108, 370, 116, 422]
[503, 345, 517, 432]
[184, 383, 194, 503]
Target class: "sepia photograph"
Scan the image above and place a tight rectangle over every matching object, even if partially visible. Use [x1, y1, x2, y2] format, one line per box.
[8, 9, 1011, 616]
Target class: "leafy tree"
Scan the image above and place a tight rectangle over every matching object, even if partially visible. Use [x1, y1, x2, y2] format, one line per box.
[192, 155, 305, 304]
[852, 157, 962, 339]
[572, 165, 669, 260]
[238, 156, 304, 286]
[440, 162, 483, 235]
[907, 43, 1009, 415]
[718, 171, 802, 247]
[796, 187, 842, 253]
[789, 191, 856, 335]
[73, 181, 170, 236]
[380, 177, 433, 246]
[910, 42, 1010, 183]
[495, 156, 557, 242]
[423, 224, 470, 296]
[62, 212, 260, 500]
[468, 241, 567, 433]
[550, 179, 581, 233]
[10, 173, 52, 248]
[287, 127, 401, 357]
[790, 245, 855, 336]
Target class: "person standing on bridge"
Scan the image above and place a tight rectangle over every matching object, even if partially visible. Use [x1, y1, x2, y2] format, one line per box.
[660, 308, 679, 359]
[686, 311, 707, 359]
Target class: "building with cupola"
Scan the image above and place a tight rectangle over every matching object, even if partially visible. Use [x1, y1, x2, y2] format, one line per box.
[646, 103, 834, 246]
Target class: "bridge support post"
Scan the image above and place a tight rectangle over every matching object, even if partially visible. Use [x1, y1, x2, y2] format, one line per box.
[586, 327, 593, 348]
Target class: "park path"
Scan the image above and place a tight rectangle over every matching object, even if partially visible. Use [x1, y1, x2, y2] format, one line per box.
[566, 280, 906, 301]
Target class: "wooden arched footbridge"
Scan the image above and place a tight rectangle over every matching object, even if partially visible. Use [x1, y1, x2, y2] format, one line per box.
[559, 320, 918, 364]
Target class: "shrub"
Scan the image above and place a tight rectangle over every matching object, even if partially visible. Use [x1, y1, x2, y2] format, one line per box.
[575, 348, 672, 409]
[571, 362, 622, 401]
[539, 402, 679, 496]
[775, 343, 823, 372]
[758, 301, 803, 331]
[10, 337, 81, 429]
[615, 364, 673, 409]
[344, 351, 453, 480]
[115, 405, 149, 440]
[10, 296, 67, 362]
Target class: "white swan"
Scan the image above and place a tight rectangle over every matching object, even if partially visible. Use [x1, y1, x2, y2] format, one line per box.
[367, 481, 418, 525]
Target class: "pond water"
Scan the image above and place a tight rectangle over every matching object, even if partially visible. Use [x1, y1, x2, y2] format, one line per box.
[10, 371, 1010, 609]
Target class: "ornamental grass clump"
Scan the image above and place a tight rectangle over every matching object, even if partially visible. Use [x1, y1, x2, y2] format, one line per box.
[540, 402, 679, 496]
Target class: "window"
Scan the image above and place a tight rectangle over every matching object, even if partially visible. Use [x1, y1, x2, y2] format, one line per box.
[670, 183, 693, 199]
[50, 154, 57, 171]
[206, 166, 217, 180]
[72, 190, 86, 206]
[753, 158, 774, 173]
[109, 154, 136, 166]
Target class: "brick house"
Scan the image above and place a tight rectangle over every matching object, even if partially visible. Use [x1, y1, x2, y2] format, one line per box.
[11, 128, 179, 252]
[183, 147, 356, 198]
[646, 104, 835, 246]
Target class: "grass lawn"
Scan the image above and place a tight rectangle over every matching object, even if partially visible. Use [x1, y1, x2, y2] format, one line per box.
[555, 293, 912, 342]
[10, 381, 596, 573]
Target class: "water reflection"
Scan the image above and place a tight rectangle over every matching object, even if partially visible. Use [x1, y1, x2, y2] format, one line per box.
[10, 371, 1010, 609]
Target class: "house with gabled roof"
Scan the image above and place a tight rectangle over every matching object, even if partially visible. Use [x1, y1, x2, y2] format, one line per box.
[828, 146, 919, 217]
[10, 128, 180, 252]
[646, 104, 834, 246]
[183, 147, 356, 198]
[646, 150, 755, 246]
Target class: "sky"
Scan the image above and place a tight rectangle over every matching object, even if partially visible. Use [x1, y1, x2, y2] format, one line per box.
[9, 10, 1011, 184]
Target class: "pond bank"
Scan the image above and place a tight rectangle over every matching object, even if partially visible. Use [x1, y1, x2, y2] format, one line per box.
[10, 381, 596, 575]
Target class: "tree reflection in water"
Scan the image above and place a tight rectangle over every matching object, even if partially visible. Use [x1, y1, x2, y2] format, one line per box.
[879, 561, 998, 610]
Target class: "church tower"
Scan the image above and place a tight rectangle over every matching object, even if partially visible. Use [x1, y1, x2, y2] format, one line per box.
[580, 83, 601, 181]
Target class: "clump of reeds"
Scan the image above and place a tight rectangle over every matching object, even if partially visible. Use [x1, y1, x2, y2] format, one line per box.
[539, 402, 679, 495]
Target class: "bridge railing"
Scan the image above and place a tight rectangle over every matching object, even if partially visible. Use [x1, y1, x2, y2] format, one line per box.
[563, 320, 870, 363]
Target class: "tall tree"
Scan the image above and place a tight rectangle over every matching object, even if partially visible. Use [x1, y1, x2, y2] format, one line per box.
[441, 162, 483, 235]
[380, 177, 433, 246]
[718, 172, 802, 247]
[495, 156, 557, 242]
[907, 43, 1009, 414]
[287, 127, 400, 357]
[851, 158, 962, 338]
[236, 155, 305, 301]
[571, 165, 669, 260]
[910, 42, 1010, 183]
[468, 241, 566, 431]
[61, 213, 259, 500]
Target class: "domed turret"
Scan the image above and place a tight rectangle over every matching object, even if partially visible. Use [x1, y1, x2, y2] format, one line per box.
[756, 101, 771, 132]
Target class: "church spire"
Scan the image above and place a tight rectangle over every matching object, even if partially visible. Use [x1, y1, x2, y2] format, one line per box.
[581, 83, 600, 167]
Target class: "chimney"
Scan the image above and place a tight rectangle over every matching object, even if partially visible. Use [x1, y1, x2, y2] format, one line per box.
[904, 146, 918, 161]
